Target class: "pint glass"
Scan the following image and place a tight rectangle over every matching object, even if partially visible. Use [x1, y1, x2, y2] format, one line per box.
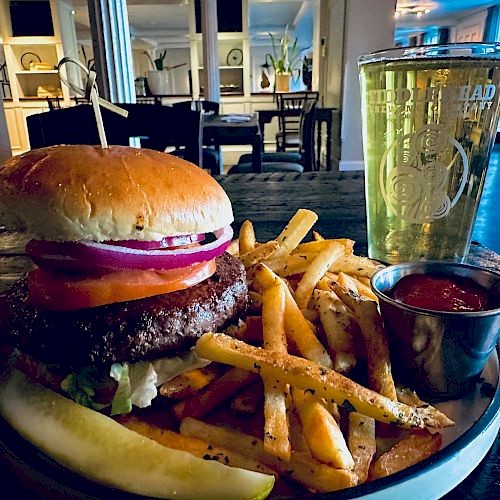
[358, 43, 500, 263]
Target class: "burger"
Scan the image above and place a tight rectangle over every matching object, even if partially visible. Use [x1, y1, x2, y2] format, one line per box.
[0, 144, 248, 412]
[0, 145, 274, 498]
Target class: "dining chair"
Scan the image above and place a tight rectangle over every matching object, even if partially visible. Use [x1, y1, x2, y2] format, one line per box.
[171, 99, 221, 173]
[275, 91, 319, 152]
[27, 104, 203, 167]
[232, 99, 318, 173]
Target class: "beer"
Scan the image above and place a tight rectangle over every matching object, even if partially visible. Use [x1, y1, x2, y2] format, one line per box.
[359, 47, 500, 263]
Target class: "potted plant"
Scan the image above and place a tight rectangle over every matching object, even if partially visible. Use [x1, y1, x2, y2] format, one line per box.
[145, 50, 170, 95]
[265, 25, 301, 92]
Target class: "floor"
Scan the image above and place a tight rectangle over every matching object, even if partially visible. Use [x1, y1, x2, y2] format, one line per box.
[472, 143, 500, 254]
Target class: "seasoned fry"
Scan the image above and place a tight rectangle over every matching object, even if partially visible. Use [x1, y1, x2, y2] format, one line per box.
[312, 289, 356, 373]
[252, 264, 332, 368]
[396, 387, 426, 407]
[292, 388, 354, 469]
[195, 333, 454, 429]
[172, 367, 258, 422]
[329, 255, 384, 278]
[180, 417, 358, 492]
[295, 241, 345, 309]
[337, 272, 359, 293]
[313, 230, 325, 241]
[368, 430, 442, 480]
[118, 415, 274, 475]
[292, 238, 354, 256]
[240, 240, 279, 268]
[273, 209, 318, 258]
[347, 412, 376, 484]
[239, 220, 257, 255]
[230, 381, 263, 415]
[300, 307, 319, 323]
[159, 365, 223, 399]
[333, 284, 397, 401]
[261, 283, 290, 461]
[287, 407, 310, 453]
[226, 238, 240, 256]
[265, 252, 316, 277]
[347, 275, 378, 302]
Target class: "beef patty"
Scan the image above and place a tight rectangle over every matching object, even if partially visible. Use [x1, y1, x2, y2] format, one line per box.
[2, 253, 247, 370]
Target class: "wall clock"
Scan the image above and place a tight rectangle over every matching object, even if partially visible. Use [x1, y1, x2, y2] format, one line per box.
[226, 48, 243, 66]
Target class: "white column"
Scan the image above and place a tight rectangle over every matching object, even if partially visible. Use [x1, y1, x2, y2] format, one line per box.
[339, 0, 395, 171]
[0, 99, 11, 162]
[200, 0, 220, 103]
[87, 0, 136, 103]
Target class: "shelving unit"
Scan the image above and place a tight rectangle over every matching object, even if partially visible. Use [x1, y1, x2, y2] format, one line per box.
[0, 0, 69, 154]
[188, 1, 250, 100]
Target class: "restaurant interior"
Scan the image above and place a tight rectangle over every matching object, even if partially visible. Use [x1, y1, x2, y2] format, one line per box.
[0, 0, 497, 167]
[0, 2, 499, 498]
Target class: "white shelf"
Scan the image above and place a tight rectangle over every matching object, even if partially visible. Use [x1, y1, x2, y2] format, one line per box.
[16, 70, 58, 74]
[6, 37, 58, 46]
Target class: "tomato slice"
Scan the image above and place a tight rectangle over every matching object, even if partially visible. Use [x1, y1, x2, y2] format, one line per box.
[28, 260, 216, 311]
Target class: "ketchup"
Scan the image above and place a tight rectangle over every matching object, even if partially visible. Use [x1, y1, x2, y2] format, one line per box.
[390, 273, 492, 312]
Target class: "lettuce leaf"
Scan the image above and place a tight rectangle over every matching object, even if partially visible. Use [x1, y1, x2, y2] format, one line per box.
[60, 367, 108, 411]
[109, 350, 210, 416]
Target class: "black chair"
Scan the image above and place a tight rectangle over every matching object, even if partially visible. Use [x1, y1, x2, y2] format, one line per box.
[275, 91, 319, 152]
[231, 99, 318, 174]
[27, 103, 203, 166]
[172, 100, 221, 173]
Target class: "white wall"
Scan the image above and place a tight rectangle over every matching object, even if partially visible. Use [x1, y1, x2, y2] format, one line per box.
[449, 9, 488, 43]
[339, 0, 395, 171]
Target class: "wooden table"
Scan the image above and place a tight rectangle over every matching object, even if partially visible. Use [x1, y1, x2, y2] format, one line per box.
[202, 113, 262, 174]
[0, 170, 498, 498]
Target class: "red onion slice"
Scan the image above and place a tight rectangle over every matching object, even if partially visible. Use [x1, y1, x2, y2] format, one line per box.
[27, 226, 233, 272]
[107, 233, 205, 250]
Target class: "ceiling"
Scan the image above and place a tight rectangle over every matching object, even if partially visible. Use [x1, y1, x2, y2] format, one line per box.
[72, 0, 499, 44]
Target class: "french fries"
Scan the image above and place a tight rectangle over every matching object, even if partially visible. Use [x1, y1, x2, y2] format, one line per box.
[172, 367, 258, 422]
[195, 333, 454, 429]
[261, 283, 291, 461]
[252, 264, 332, 368]
[119, 415, 274, 475]
[333, 284, 397, 401]
[292, 388, 354, 469]
[180, 417, 358, 493]
[368, 430, 442, 480]
[149, 209, 454, 495]
[240, 240, 279, 268]
[160, 365, 223, 400]
[294, 241, 344, 309]
[311, 289, 357, 374]
[329, 254, 384, 278]
[273, 208, 318, 258]
[347, 412, 376, 484]
[239, 220, 256, 255]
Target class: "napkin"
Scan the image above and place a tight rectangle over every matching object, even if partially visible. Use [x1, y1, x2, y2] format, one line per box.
[221, 114, 252, 123]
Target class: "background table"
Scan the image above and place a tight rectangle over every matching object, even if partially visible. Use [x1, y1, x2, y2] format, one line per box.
[203, 114, 262, 174]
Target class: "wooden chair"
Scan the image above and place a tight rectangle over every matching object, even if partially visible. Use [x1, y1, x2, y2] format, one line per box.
[232, 99, 318, 173]
[27, 104, 203, 166]
[275, 91, 319, 152]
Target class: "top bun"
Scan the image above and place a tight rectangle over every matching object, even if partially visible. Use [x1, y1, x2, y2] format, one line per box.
[0, 145, 233, 242]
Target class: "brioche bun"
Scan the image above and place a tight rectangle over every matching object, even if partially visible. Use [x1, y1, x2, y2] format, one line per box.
[0, 145, 233, 242]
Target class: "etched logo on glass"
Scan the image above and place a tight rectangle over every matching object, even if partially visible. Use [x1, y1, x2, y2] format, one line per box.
[379, 124, 469, 224]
